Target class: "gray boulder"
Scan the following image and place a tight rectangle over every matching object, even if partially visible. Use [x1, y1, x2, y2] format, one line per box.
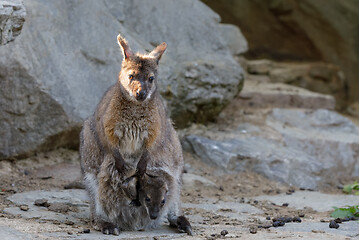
[218, 24, 248, 56]
[186, 109, 359, 189]
[0, 0, 244, 159]
[0, 0, 25, 45]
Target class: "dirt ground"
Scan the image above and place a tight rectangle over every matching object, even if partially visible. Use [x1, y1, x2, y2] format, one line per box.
[0, 145, 353, 239]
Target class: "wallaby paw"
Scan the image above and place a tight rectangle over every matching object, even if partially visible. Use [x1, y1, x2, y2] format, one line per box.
[100, 222, 120, 236]
[177, 216, 193, 236]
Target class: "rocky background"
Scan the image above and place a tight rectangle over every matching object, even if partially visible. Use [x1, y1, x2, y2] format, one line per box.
[203, 0, 359, 110]
[0, 1, 359, 239]
[0, 0, 245, 159]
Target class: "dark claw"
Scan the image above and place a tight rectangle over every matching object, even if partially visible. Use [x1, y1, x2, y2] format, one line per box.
[177, 216, 193, 236]
[100, 222, 120, 236]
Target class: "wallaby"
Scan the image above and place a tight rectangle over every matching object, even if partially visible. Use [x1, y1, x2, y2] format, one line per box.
[80, 34, 191, 235]
[137, 168, 192, 235]
[101, 168, 192, 235]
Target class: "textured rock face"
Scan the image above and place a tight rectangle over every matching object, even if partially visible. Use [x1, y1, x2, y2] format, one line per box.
[242, 59, 347, 109]
[186, 109, 359, 189]
[0, 0, 244, 159]
[202, 0, 359, 103]
[0, 0, 26, 45]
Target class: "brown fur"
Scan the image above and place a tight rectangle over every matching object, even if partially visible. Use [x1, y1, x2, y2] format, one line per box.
[80, 34, 190, 235]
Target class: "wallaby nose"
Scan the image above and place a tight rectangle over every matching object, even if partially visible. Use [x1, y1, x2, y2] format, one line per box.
[136, 90, 146, 101]
[149, 211, 159, 220]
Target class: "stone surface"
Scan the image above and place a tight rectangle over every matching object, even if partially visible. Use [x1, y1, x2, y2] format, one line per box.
[267, 62, 346, 109]
[202, 0, 359, 103]
[183, 201, 263, 221]
[0, 0, 244, 159]
[4, 190, 89, 224]
[347, 101, 359, 118]
[278, 221, 359, 239]
[182, 173, 217, 189]
[218, 23, 248, 55]
[247, 59, 273, 75]
[186, 108, 359, 189]
[0, 226, 35, 240]
[234, 81, 335, 110]
[255, 191, 359, 212]
[3, 187, 359, 239]
[44, 227, 186, 240]
[0, 0, 26, 45]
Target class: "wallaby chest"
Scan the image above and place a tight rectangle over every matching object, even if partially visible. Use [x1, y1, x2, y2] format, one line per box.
[115, 119, 148, 156]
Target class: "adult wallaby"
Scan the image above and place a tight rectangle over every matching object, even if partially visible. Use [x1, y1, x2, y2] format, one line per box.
[80, 34, 191, 235]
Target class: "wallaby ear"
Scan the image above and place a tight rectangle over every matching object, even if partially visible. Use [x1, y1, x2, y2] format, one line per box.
[149, 42, 167, 63]
[117, 34, 133, 60]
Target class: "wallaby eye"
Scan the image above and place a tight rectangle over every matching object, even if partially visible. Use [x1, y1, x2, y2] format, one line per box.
[129, 74, 134, 80]
[149, 76, 154, 83]
[161, 199, 166, 205]
[145, 196, 151, 202]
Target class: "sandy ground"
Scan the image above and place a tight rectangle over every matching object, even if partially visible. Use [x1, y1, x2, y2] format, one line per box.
[0, 147, 356, 239]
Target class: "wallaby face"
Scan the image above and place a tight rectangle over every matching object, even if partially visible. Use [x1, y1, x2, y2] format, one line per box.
[139, 174, 169, 220]
[117, 35, 167, 103]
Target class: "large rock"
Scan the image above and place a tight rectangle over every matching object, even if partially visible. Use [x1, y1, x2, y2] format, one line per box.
[186, 109, 359, 189]
[234, 81, 335, 110]
[0, 0, 244, 159]
[202, 0, 359, 103]
[0, 0, 26, 45]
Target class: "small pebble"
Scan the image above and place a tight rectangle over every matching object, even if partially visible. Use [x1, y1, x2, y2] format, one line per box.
[272, 221, 280, 227]
[273, 217, 290, 222]
[67, 232, 73, 235]
[253, 200, 258, 204]
[34, 198, 50, 207]
[19, 205, 29, 211]
[47, 203, 69, 213]
[64, 220, 74, 225]
[334, 218, 343, 223]
[329, 220, 339, 229]
[83, 229, 90, 233]
[249, 226, 257, 234]
[282, 203, 289, 207]
[220, 230, 228, 236]
[266, 216, 271, 220]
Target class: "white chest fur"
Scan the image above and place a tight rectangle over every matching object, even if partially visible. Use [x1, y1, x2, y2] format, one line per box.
[114, 121, 149, 156]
